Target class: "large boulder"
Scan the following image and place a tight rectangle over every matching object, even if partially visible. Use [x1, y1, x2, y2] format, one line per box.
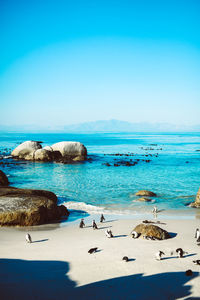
[34, 149, 53, 162]
[135, 190, 157, 197]
[0, 170, 9, 187]
[51, 141, 87, 160]
[132, 223, 170, 240]
[190, 187, 200, 208]
[0, 187, 69, 226]
[11, 141, 42, 160]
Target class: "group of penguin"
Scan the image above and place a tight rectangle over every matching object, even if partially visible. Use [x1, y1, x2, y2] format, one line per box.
[25, 218, 200, 268]
[155, 228, 200, 268]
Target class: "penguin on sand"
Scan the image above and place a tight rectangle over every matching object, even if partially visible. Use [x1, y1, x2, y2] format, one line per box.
[26, 233, 32, 243]
[88, 247, 98, 254]
[176, 248, 188, 258]
[92, 220, 98, 229]
[155, 251, 165, 260]
[79, 219, 85, 228]
[193, 260, 200, 265]
[105, 229, 113, 238]
[100, 214, 105, 223]
[131, 231, 139, 239]
[195, 228, 200, 243]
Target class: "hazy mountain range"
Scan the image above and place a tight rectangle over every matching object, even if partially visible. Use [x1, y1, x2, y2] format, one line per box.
[0, 119, 200, 133]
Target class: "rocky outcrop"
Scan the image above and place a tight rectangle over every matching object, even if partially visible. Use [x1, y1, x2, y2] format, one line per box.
[0, 170, 9, 187]
[11, 141, 42, 160]
[0, 186, 69, 226]
[11, 141, 87, 162]
[135, 190, 157, 197]
[132, 223, 170, 240]
[190, 187, 200, 208]
[51, 141, 87, 161]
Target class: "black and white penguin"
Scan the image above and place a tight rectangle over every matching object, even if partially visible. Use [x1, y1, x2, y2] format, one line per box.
[88, 247, 98, 254]
[26, 233, 32, 243]
[195, 228, 200, 242]
[105, 229, 113, 238]
[100, 214, 105, 223]
[176, 248, 188, 258]
[79, 218, 85, 228]
[92, 220, 98, 229]
[122, 256, 129, 262]
[152, 206, 158, 214]
[131, 231, 139, 239]
[193, 260, 200, 265]
[155, 251, 165, 260]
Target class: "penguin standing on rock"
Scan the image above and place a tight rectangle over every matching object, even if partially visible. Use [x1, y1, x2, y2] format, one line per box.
[79, 219, 85, 228]
[26, 233, 32, 243]
[155, 251, 165, 260]
[92, 220, 98, 229]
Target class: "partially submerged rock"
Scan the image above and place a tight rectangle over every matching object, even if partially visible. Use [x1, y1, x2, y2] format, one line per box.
[51, 141, 87, 161]
[11, 140, 87, 162]
[190, 187, 200, 208]
[135, 190, 157, 197]
[0, 186, 69, 226]
[0, 170, 9, 187]
[132, 223, 170, 240]
[11, 141, 42, 160]
[137, 197, 152, 202]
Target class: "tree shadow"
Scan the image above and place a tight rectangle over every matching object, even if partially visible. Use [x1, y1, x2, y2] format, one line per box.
[0, 258, 198, 300]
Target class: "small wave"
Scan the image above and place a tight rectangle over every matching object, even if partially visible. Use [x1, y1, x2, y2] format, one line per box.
[63, 201, 106, 214]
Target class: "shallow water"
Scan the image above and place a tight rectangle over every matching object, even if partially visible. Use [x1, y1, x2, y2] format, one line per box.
[0, 132, 200, 215]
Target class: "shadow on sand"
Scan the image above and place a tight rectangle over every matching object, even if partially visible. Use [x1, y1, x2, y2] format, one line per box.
[32, 239, 49, 243]
[0, 258, 199, 300]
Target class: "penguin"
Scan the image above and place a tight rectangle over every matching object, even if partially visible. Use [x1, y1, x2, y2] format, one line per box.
[131, 231, 139, 239]
[176, 248, 188, 258]
[88, 247, 98, 254]
[105, 229, 113, 238]
[100, 214, 105, 223]
[195, 228, 199, 238]
[122, 256, 129, 262]
[152, 206, 158, 214]
[193, 260, 200, 265]
[92, 220, 98, 230]
[26, 233, 32, 243]
[155, 251, 165, 260]
[195, 228, 200, 242]
[79, 218, 85, 228]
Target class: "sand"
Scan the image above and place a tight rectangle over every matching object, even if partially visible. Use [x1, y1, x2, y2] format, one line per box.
[0, 213, 200, 300]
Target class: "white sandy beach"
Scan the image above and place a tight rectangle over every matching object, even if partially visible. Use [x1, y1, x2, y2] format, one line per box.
[0, 214, 200, 300]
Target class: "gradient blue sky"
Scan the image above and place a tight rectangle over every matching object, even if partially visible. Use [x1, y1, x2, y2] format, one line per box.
[1, 0, 200, 127]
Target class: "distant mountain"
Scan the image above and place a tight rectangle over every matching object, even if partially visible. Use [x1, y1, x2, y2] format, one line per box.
[63, 119, 200, 132]
[0, 120, 200, 133]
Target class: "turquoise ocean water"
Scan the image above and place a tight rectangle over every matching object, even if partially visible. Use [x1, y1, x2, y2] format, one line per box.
[0, 132, 200, 218]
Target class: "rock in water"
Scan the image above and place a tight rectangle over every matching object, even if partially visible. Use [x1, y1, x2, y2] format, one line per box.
[132, 223, 170, 240]
[11, 141, 42, 160]
[190, 187, 200, 208]
[137, 197, 152, 202]
[34, 149, 53, 161]
[135, 190, 157, 197]
[0, 186, 69, 226]
[0, 170, 9, 187]
[51, 141, 87, 161]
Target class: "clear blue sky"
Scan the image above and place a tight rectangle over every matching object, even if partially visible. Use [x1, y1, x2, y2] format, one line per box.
[1, 0, 200, 127]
